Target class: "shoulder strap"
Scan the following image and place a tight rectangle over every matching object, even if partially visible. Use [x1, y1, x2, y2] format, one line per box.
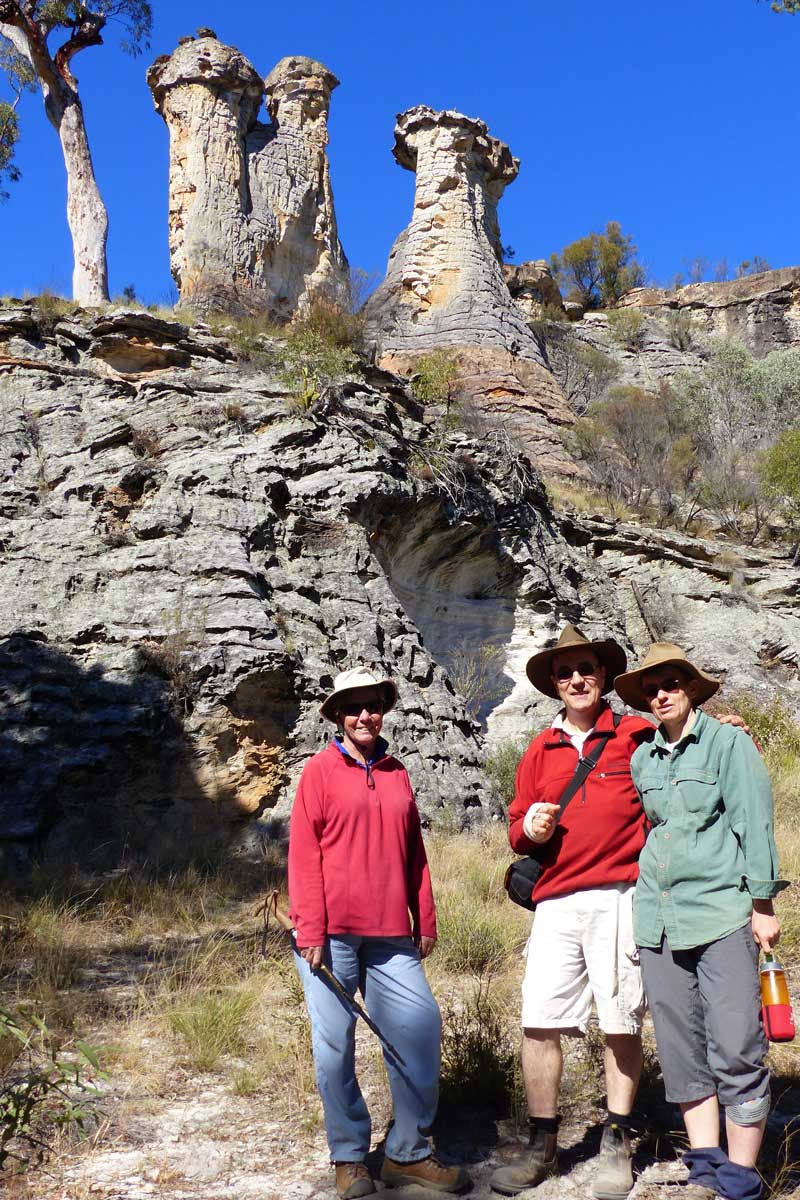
[554, 724, 616, 821]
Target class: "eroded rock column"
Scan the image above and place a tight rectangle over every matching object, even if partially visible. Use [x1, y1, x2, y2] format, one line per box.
[147, 35, 349, 317]
[365, 106, 543, 363]
[364, 107, 575, 475]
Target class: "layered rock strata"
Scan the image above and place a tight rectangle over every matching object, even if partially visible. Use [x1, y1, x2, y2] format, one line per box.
[618, 267, 800, 357]
[364, 106, 575, 475]
[0, 302, 605, 866]
[147, 35, 349, 318]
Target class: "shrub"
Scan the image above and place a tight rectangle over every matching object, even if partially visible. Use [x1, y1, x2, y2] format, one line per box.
[572, 382, 701, 524]
[129, 426, 162, 459]
[410, 350, 461, 408]
[665, 309, 694, 350]
[438, 979, 516, 1112]
[546, 333, 619, 415]
[1, 1007, 104, 1172]
[281, 303, 362, 408]
[485, 737, 530, 806]
[606, 307, 645, 350]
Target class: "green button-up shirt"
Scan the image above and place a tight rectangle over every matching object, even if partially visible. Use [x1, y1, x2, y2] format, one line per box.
[631, 708, 788, 950]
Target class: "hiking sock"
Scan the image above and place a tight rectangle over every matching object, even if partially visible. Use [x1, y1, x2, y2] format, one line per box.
[715, 1161, 763, 1200]
[605, 1110, 633, 1131]
[528, 1116, 559, 1142]
[683, 1147, 728, 1188]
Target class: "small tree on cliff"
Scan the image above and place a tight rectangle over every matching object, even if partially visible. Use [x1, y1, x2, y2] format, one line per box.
[0, 2, 152, 304]
[550, 221, 644, 309]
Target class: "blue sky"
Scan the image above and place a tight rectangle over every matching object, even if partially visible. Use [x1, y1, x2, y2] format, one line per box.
[1, 0, 798, 303]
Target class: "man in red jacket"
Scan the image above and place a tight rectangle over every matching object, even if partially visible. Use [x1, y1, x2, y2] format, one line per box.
[491, 625, 654, 1200]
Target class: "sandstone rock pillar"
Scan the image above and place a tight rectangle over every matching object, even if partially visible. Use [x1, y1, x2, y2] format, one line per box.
[364, 106, 575, 475]
[147, 36, 349, 317]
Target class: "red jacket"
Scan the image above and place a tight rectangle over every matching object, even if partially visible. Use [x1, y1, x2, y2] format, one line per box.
[508, 703, 654, 903]
[288, 740, 437, 949]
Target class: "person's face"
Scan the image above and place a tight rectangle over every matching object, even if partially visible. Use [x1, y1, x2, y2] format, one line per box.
[640, 667, 697, 730]
[337, 688, 384, 752]
[551, 648, 605, 720]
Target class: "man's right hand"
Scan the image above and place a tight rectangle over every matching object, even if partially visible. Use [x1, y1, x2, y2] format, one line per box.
[523, 802, 560, 843]
[300, 945, 324, 970]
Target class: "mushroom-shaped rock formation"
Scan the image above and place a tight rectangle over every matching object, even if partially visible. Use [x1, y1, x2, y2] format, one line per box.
[147, 38, 349, 318]
[364, 107, 574, 475]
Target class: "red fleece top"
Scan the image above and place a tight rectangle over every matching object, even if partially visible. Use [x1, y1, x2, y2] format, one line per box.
[288, 740, 437, 949]
[508, 703, 654, 903]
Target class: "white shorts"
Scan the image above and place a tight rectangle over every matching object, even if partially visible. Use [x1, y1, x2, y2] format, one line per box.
[521, 883, 645, 1035]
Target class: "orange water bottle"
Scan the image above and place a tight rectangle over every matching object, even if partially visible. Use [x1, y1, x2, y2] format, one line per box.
[760, 953, 795, 1043]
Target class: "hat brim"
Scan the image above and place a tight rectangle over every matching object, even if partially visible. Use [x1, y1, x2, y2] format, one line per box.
[614, 659, 720, 711]
[525, 638, 627, 699]
[320, 679, 398, 723]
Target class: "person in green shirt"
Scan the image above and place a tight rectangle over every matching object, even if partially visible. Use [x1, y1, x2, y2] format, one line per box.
[615, 643, 787, 1200]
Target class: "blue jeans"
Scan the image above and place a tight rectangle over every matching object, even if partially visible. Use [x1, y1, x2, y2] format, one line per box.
[294, 935, 441, 1162]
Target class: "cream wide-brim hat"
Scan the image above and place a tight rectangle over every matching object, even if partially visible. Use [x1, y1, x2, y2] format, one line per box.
[524, 623, 627, 700]
[613, 642, 721, 711]
[319, 667, 398, 723]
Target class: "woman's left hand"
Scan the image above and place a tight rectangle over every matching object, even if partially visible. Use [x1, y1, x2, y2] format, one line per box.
[417, 935, 436, 959]
[751, 903, 780, 951]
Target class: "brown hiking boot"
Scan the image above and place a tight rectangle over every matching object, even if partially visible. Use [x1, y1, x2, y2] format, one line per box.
[381, 1154, 471, 1193]
[335, 1162, 375, 1199]
[490, 1129, 558, 1195]
[592, 1123, 633, 1200]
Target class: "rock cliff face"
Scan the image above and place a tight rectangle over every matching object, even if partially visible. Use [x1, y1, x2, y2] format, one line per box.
[147, 35, 349, 318]
[0, 302, 609, 867]
[363, 107, 575, 476]
[619, 267, 800, 356]
[2, 301, 799, 864]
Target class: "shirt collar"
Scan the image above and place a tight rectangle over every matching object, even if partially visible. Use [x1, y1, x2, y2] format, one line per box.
[332, 735, 389, 767]
[653, 707, 707, 754]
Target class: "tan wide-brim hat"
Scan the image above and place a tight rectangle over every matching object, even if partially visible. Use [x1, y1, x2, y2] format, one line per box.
[319, 667, 398, 723]
[613, 642, 721, 711]
[524, 623, 627, 699]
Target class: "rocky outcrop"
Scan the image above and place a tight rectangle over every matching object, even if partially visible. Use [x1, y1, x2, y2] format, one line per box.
[618, 267, 800, 357]
[503, 260, 564, 320]
[363, 107, 575, 476]
[147, 35, 349, 318]
[0, 301, 606, 867]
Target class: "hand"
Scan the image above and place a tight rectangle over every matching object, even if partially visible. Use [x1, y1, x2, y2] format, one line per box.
[751, 903, 780, 952]
[300, 945, 324, 970]
[717, 712, 751, 736]
[524, 802, 560, 844]
[417, 935, 436, 960]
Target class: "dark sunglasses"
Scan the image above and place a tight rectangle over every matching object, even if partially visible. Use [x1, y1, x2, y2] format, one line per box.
[553, 660, 600, 682]
[641, 676, 685, 700]
[338, 700, 384, 717]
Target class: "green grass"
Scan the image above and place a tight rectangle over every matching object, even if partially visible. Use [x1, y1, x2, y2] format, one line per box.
[167, 988, 256, 1072]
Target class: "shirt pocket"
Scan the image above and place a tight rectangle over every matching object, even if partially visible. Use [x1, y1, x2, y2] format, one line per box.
[637, 775, 665, 824]
[673, 769, 722, 826]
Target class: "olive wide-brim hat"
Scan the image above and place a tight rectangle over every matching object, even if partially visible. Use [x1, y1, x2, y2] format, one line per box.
[319, 667, 398, 723]
[524, 623, 627, 699]
[614, 642, 721, 711]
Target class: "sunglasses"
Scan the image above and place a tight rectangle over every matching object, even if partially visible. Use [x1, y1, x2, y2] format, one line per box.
[641, 676, 686, 700]
[338, 700, 384, 717]
[553, 660, 600, 682]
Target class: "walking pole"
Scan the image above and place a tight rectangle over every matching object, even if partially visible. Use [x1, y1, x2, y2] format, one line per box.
[261, 890, 408, 1067]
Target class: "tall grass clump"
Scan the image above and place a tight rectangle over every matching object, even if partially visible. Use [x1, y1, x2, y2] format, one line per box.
[438, 978, 519, 1114]
[168, 988, 256, 1072]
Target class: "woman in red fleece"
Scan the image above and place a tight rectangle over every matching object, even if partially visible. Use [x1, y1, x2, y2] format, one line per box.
[289, 667, 470, 1200]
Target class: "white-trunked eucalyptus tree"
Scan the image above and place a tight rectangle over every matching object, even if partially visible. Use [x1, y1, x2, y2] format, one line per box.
[0, 2, 152, 305]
